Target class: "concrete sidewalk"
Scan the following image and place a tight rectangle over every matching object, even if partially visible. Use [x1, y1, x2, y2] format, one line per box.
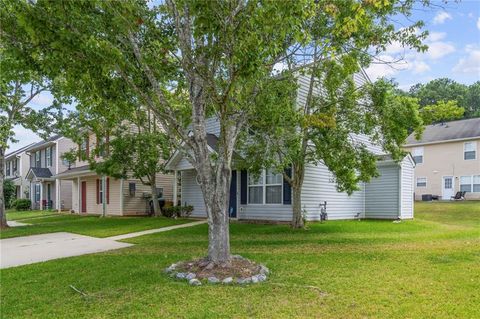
[106, 220, 207, 241]
[0, 220, 207, 269]
[0, 232, 133, 269]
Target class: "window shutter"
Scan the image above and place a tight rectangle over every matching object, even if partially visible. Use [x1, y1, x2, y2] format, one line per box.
[283, 165, 292, 205]
[240, 170, 247, 205]
[106, 178, 110, 204]
[96, 179, 100, 204]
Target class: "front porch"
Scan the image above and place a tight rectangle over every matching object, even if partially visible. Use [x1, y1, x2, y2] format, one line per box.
[26, 168, 55, 210]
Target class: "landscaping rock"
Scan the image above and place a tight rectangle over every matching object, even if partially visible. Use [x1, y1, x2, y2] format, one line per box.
[259, 265, 269, 275]
[251, 275, 259, 283]
[222, 277, 233, 284]
[165, 264, 177, 273]
[208, 277, 220, 284]
[186, 273, 196, 280]
[176, 272, 187, 279]
[189, 278, 202, 286]
[237, 277, 252, 285]
[257, 274, 267, 282]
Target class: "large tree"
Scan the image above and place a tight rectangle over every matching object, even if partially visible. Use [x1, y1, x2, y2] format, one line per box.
[0, 20, 53, 228]
[4, 0, 429, 261]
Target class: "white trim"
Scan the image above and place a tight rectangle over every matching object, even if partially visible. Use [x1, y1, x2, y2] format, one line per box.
[398, 165, 402, 219]
[173, 170, 178, 206]
[404, 136, 480, 147]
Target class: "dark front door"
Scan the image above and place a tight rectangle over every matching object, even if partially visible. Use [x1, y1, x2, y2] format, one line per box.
[229, 170, 237, 218]
[81, 181, 87, 213]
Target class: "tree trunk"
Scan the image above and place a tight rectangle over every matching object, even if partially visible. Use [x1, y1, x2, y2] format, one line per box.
[150, 178, 161, 217]
[291, 161, 305, 229]
[201, 167, 231, 264]
[0, 146, 8, 229]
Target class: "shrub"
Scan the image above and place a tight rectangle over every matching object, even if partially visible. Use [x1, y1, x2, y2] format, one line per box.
[13, 199, 32, 211]
[162, 205, 194, 218]
[3, 180, 16, 209]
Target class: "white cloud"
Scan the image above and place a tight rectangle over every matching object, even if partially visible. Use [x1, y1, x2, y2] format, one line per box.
[427, 32, 446, 42]
[452, 47, 480, 75]
[477, 17, 480, 30]
[433, 11, 452, 25]
[364, 55, 408, 80]
[426, 41, 456, 59]
[6, 125, 41, 153]
[410, 61, 431, 74]
[30, 91, 54, 109]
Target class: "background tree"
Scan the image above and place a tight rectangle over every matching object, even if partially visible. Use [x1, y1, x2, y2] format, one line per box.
[5, 0, 429, 261]
[407, 78, 480, 118]
[420, 100, 464, 124]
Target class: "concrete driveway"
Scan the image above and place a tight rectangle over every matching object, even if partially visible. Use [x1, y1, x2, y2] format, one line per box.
[0, 232, 132, 269]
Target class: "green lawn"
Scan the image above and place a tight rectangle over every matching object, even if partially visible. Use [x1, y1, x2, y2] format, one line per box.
[1, 202, 479, 318]
[1, 210, 192, 239]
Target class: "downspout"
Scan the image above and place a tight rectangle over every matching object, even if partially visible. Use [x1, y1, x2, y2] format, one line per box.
[398, 163, 402, 220]
[120, 178, 124, 215]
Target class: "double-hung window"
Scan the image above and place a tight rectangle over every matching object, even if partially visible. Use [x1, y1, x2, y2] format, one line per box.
[412, 147, 424, 164]
[265, 170, 283, 204]
[6, 161, 10, 176]
[460, 176, 472, 192]
[99, 180, 104, 204]
[460, 175, 480, 192]
[464, 142, 476, 160]
[248, 169, 283, 204]
[35, 151, 41, 167]
[46, 147, 52, 167]
[248, 172, 264, 204]
[416, 177, 427, 188]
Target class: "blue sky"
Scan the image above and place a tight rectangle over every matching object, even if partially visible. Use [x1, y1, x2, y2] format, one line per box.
[7, 0, 480, 153]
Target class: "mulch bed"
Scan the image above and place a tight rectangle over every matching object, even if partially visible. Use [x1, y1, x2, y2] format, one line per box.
[174, 256, 261, 280]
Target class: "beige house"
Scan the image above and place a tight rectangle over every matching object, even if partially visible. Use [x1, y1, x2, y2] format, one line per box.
[404, 118, 480, 200]
[54, 132, 174, 216]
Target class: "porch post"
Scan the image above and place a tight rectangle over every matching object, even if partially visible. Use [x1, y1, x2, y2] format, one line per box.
[119, 178, 124, 215]
[101, 175, 106, 217]
[57, 179, 62, 212]
[77, 177, 81, 213]
[173, 170, 178, 206]
[39, 182, 43, 210]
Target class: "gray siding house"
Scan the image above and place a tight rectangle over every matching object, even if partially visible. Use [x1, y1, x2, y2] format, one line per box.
[4, 143, 35, 200]
[166, 74, 415, 221]
[25, 135, 73, 210]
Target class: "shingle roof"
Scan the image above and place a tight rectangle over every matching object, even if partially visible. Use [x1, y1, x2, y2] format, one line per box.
[26, 134, 62, 152]
[405, 118, 480, 146]
[5, 143, 36, 159]
[55, 165, 91, 178]
[29, 167, 53, 178]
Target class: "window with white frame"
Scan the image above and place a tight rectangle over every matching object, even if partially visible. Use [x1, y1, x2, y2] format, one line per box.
[473, 175, 480, 192]
[248, 169, 282, 204]
[460, 176, 472, 192]
[248, 172, 264, 204]
[35, 184, 41, 202]
[412, 147, 424, 164]
[35, 151, 41, 167]
[99, 180, 104, 204]
[464, 142, 476, 160]
[416, 177, 427, 187]
[6, 161, 10, 176]
[46, 146, 52, 167]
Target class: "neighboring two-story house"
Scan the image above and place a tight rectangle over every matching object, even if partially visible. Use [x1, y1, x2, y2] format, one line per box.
[4, 143, 35, 200]
[53, 132, 174, 216]
[404, 117, 480, 200]
[25, 135, 74, 210]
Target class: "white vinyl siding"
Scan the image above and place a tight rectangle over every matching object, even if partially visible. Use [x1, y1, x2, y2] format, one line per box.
[365, 164, 400, 219]
[180, 170, 207, 217]
[400, 157, 415, 219]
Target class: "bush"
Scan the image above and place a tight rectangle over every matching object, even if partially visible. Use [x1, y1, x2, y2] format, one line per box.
[162, 205, 194, 218]
[13, 199, 32, 211]
[3, 180, 16, 209]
